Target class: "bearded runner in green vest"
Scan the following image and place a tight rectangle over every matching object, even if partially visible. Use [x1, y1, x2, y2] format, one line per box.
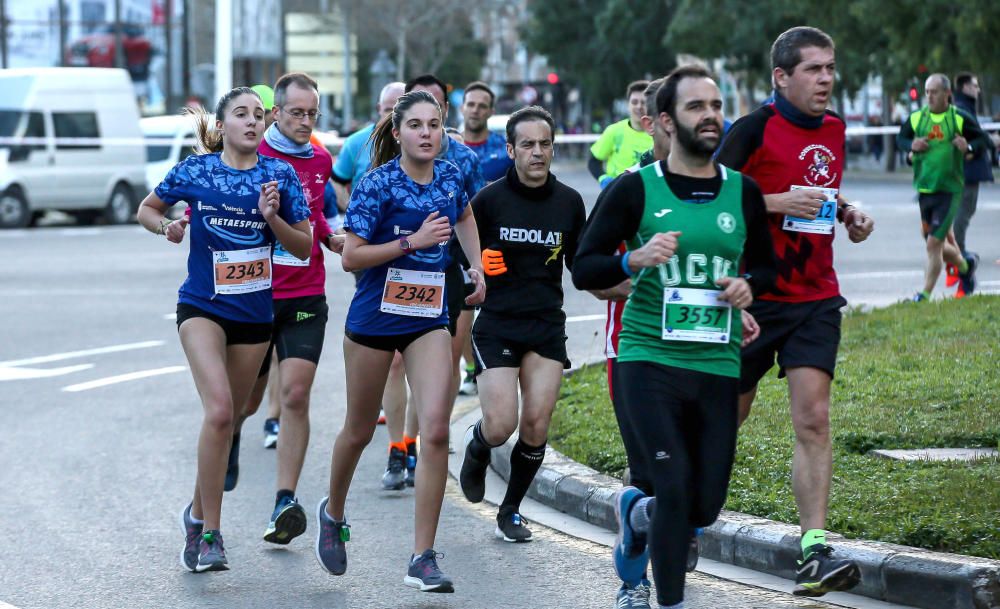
[897, 73, 987, 301]
[574, 65, 776, 609]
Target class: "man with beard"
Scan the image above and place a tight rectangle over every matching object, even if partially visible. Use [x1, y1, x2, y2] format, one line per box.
[573, 65, 776, 609]
[716, 26, 874, 597]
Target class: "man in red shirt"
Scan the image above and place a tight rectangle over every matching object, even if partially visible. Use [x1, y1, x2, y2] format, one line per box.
[717, 27, 873, 598]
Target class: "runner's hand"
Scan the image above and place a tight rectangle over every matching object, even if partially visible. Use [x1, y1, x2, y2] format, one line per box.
[411, 211, 452, 249]
[771, 189, 824, 219]
[911, 137, 929, 153]
[165, 216, 188, 244]
[843, 207, 874, 243]
[326, 233, 346, 254]
[482, 248, 507, 276]
[465, 267, 486, 305]
[258, 181, 280, 220]
[628, 231, 680, 271]
[952, 134, 968, 153]
[715, 276, 752, 310]
[740, 310, 760, 347]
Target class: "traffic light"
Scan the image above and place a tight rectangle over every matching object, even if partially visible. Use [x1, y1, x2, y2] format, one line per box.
[909, 86, 919, 101]
[546, 72, 559, 85]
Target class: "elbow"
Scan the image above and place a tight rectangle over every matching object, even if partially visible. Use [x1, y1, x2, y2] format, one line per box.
[340, 251, 359, 273]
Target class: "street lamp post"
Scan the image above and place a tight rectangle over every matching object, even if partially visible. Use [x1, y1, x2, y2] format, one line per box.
[214, 0, 233, 103]
[0, 0, 6, 69]
[369, 49, 396, 114]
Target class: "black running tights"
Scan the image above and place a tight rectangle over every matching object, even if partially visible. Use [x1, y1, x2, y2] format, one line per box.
[611, 360, 738, 606]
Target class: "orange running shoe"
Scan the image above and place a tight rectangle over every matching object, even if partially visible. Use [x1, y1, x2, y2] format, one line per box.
[945, 263, 959, 288]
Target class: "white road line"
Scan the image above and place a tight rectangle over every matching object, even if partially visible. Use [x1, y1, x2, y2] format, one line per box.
[62, 366, 187, 392]
[164, 313, 177, 320]
[1, 601, 22, 609]
[0, 340, 165, 367]
[0, 364, 93, 381]
[566, 314, 606, 323]
[838, 270, 924, 280]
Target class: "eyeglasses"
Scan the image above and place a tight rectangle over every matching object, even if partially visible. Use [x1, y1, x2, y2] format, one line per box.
[281, 107, 322, 121]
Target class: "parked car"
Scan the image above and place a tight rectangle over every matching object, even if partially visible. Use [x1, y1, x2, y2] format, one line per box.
[140, 115, 196, 192]
[0, 67, 147, 228]
[65, 24, 153, 81]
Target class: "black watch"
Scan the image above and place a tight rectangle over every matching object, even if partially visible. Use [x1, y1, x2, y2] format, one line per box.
[740, 272, 755, 292]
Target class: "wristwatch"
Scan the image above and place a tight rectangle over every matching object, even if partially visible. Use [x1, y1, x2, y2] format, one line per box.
[399, 236, 414, 254]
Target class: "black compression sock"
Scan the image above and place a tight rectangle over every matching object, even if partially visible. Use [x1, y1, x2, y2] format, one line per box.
[275, 489, 295, 506]
[469, 419, 494, 461]
[500, 439, 546, 511]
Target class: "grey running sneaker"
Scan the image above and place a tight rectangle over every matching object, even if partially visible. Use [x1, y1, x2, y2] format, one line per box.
[381, 447, 406, 491]
[179, 502, 203, 572]
[264, 495, 307, 544]
[794, 543, 861, 597]
[403, 549, 454, 593]
[224, 433, 240, 492]
[495, 508, 532, 543]
[315, 497, 349, 575]
[458, 371, 477, 396]
[262, 418, 279, 449]
[459, 425, 489, 503]
[195, 530, 229, 572]
[615, 580, 652, 609]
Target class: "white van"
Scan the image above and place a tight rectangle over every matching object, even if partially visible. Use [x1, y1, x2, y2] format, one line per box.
[140, 115, 196, 193]
[0, 67, 147, 228]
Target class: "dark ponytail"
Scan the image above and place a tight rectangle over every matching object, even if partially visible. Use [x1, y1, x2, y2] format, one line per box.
[185, 86, 261, 154]
[368, 90, 441, 169]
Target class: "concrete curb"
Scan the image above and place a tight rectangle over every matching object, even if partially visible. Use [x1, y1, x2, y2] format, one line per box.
[474, 414, 1000, 609]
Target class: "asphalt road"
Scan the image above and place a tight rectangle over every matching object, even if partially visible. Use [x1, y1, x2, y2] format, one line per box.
[1, 166, 995, 609]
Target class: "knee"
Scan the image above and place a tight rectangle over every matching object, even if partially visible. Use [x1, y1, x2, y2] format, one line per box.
[482, 410, 518, 444]
[926, 237, 943, 253]
[341, 420, 376, 450]
[202, 395, 235, 433]
[793, 402, 830, 442]
[281, 384, 311, 416]
[518, 415, 550, 446]
[418, 420, 449, 449]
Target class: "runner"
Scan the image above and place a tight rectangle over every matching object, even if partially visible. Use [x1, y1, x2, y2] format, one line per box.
[376, 74, 486, 490]
[716, 27, 875, 597]
[572, 65, 776, 609]
[314, 90, 486, 592]
[897, 73, 985, 301]
[233, 73, 342, 546]
[458, 80, 514, 395]
[588, 80, 652, 188]
[136, 86, 312, 572]
[457, 106, 585, 544]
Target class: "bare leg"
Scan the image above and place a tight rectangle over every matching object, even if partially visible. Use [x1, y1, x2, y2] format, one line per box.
[383, 352, 408, 444]
[265, 351, 281, 420]
[738, 386, 757, 427]
[476, 367, 520, 446]
[401, 329, 454, 554]
[923, 236, 945, 294]
[516, 353, 563, 446]
[786, 366, 833, 533]
[275, 357, 318, 493]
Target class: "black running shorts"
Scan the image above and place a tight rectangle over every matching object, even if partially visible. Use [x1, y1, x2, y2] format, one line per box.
[471, 314, 569, 374]
[918, 192, 960, 241]
[176, 303, 272, 346]
[258, 295, 329, 377]
[739, 295, 847, 393]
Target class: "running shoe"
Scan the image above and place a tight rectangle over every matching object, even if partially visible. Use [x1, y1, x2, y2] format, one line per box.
[179, 502, 203, 572]
[945, 263, 959, 287]
[613, 486, 649, 586]
[377, 409, 386, 425]
[382, 446, 406, 491]
[264, 495, 307, 544]
[793, 543, 861, 597]
[405, 453, 417, 488]
[958, 253, 979, 296]
[459, 425, 490, 503]
[224, 433, 240, 492]
[263, 418, 279, 449]
[315, 497, 349, 575]
[614, 579, 652, 609]
[495, 508, 532, 542]
[912, 292, 929, 303]
[687, 528, 702, 572]
[458, 371, 477, 396]
[195, 530, 229, 572]
[404, 549, 454, 593]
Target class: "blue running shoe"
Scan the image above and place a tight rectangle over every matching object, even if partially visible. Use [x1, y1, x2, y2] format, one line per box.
[614, 579, 652, 609]
[262, 418, 279, 449]
[179, 502, 203, 572]
[958, 253, 979, 296]
[315, 497, 349, 575]
[613, 486, 649, 585]
[404, 549, 454, 593]
[405, 453, 417, 488]
[224, 433, 240, 491]
[264, 495, 307, 544]
[195, 530, 229, 572]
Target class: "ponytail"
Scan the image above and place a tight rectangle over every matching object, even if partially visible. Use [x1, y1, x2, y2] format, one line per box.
[185, 86, 261, 155]
[367, 90, 441, 169]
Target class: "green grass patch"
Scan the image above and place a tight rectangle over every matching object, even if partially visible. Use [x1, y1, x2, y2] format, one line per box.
[549, 295, 1000, 558]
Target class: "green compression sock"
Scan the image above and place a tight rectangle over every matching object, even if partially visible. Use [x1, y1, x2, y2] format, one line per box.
[958, 259, 969, 274]
[801, 529, 826, 557]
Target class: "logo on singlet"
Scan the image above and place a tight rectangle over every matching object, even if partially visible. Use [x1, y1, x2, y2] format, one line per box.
[717, 212, 736, 234]
[654, 208, 673, 218]
[798, 144, 838, 187]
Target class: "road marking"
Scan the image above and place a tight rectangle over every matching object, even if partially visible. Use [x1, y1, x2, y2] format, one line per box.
[1, 601, 22, 609]
[566, 314, 605, 323]
[62, 366, 187, 393]
[164, 313, 177, 320]
[0, 364, 93, 381]
[58, 228, 106, 237]
[838, 270, 924, 280]
[0, 340, 165, 367]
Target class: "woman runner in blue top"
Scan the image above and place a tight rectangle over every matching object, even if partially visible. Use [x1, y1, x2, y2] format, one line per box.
[313, 90, 485, 592]
[136, 86, 312, 573]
